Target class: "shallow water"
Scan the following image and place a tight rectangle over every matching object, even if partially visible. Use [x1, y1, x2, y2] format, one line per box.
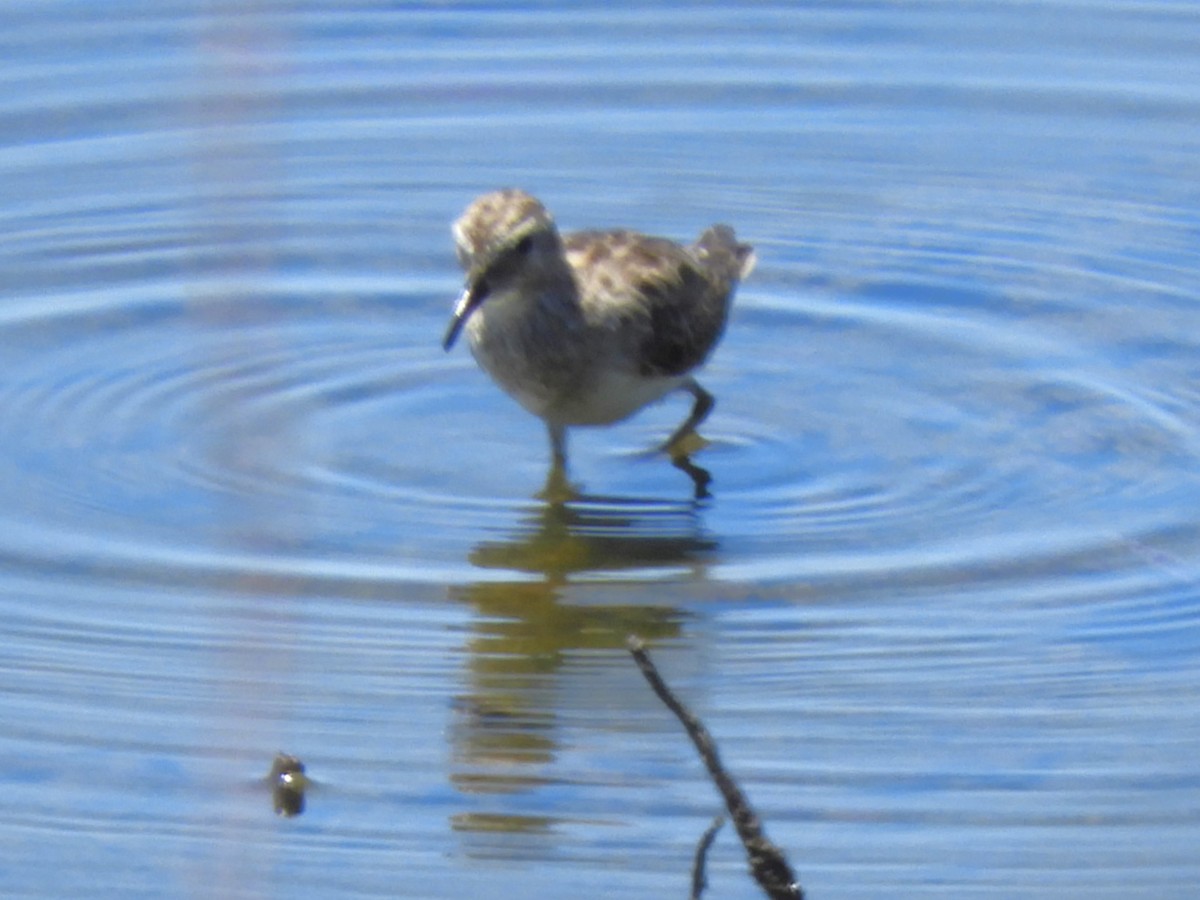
[2, 2, 1199, 897]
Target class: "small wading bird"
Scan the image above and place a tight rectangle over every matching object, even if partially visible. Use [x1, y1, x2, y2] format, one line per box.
[442, 189, 754, 496]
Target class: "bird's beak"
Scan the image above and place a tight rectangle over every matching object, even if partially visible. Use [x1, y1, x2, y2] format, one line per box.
[442, 281, 484, 351]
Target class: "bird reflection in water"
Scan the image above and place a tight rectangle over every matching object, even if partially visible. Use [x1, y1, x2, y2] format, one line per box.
[447, 487, 718, 841]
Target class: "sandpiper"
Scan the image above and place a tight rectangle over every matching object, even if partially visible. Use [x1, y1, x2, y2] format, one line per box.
[443, 189, 755, 479]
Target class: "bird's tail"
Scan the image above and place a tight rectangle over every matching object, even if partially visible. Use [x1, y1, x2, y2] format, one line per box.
[694, 224, 756, 284]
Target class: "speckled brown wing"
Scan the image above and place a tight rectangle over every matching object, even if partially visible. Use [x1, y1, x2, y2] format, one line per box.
[562, 229, 743, 378]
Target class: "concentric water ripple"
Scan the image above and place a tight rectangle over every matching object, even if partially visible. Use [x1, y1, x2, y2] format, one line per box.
[3, 168, 1200, 604]
[3, 1, 1200, 897]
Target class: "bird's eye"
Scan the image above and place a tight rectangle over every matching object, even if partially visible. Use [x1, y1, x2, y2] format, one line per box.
[515, 235, 534, 255]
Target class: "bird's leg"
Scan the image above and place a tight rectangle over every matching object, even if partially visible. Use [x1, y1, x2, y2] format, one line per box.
[548, 422, 568, 470]
[538, 422, 577, 503]
[672, 454, 713, 501]
[659, 378, 714, 455]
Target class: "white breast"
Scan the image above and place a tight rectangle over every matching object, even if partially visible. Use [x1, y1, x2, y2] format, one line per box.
[550, 368, 688, 426]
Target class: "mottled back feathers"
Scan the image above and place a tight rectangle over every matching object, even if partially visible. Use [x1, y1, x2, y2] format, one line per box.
[562, 226, 751, 378]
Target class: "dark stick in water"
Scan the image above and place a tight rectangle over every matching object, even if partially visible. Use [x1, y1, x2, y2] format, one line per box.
[628, 636, 804, 900]
[691, 814, 725, 900]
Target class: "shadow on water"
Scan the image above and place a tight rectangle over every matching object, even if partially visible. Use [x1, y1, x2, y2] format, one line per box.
[446, 487, 718, 824]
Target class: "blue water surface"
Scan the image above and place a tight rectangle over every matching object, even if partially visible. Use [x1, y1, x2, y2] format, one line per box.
[1, 2, 1198, 897]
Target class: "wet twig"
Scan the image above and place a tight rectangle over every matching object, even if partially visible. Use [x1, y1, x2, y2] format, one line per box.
[628, 636, 804, 900]
[691, 814, 725, 900]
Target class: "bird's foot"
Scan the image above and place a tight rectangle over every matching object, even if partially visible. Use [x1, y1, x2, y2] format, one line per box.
[656, 428, 710, 458]
[669, 452, 712, 501]
[536, 464, 582, 504]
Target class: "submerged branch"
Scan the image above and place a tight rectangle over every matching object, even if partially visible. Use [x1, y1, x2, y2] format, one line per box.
[691, 815, 725, 900]
[628, 636, 804, 900]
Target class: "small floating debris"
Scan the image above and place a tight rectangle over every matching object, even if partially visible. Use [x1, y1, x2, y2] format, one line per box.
[267, 752, 310, 817]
